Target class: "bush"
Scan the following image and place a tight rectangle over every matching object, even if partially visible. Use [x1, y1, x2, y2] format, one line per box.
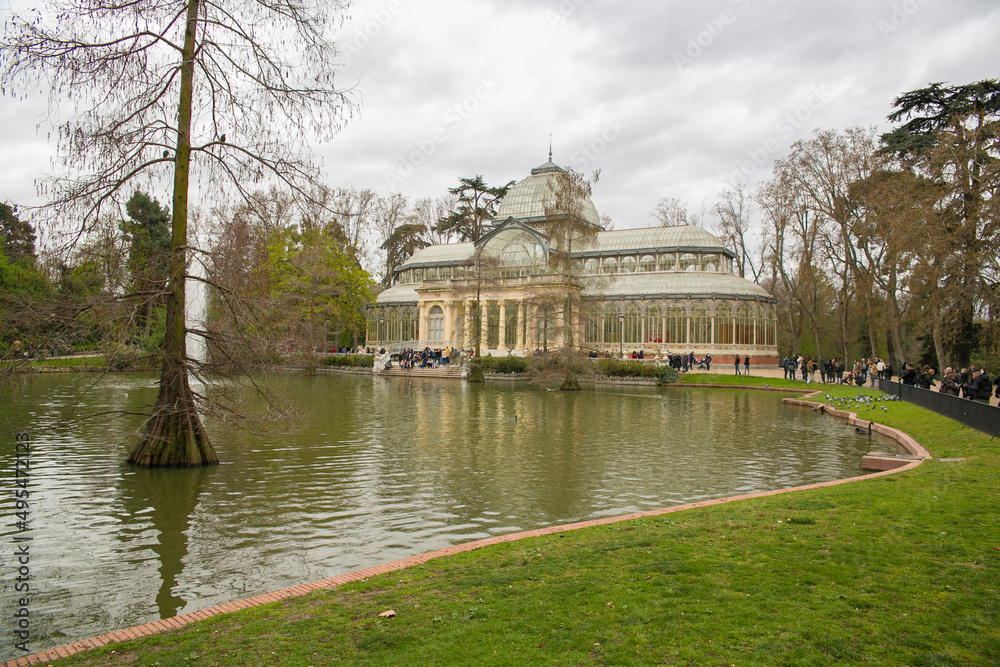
[323, 354, 373, 368]
[594, 359, 679, 384]
[656, 365, 680, 384]
[597, 358, 659, 378]
[479, 356, 528, 374]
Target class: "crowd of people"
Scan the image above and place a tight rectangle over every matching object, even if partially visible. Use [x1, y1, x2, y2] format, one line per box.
[912, 364, 999, 403]
[779, 354, 999, 404]
[383, 346, 456, 370]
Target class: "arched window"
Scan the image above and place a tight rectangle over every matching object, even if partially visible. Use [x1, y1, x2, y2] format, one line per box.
[428, 305, 444, 342]
[620, 256, 637, 274]
[366, 310, 377, 342]
[701, 254, 718, 272]
[639, 255, 656, 272]
[584, 258, 599, 275]
[735, 304, 753, 345]
[439, 266, 451, 280]
[603, 304, 621, 345]
[764, 306, 776, 346]
[487, 303, 500, 348]
[666, 305, 686, 344]
[660, 254, 677, 271]
[585, 308, 601, 343]
[644, 305, 663, 343]
[412, 268, 424, 282]
[376, 308, 388, 342]
[388, 309, 401, 342]
[602, 257, 619, 274]
[623, 304, 641, 344]
[679, 253, 698, 271]
[691, 304, 710, 344]
[402, 308, 416, 342]
[755, 306, 766, 346]
[500, 239, 543, 278]
[716, 305, 733, 345]
[505, 305, 518, 348]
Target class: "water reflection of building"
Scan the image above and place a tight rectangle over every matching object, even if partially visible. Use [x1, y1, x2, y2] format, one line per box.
[369, 158, 778, 363]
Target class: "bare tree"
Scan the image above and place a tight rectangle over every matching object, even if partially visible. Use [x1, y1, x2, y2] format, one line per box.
[650, 196, 690, 227]
[2, 0, 354, 466]
[712, 183, 761, 282]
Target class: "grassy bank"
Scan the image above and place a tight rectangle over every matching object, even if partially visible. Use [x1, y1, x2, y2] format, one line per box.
[28, 355, 106, 367]
[43, 376, 1000, 666]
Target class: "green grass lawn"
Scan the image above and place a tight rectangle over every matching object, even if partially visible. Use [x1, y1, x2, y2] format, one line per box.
[45, 376, 1000, 666]
[679, 372, 810, 390]
[26, 355, 106, 367]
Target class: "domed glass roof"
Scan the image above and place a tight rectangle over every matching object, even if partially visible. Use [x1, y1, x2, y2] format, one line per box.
[495, 160, 600, 226]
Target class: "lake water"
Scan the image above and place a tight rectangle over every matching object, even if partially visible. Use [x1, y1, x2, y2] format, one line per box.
[0, 371, 898, 658]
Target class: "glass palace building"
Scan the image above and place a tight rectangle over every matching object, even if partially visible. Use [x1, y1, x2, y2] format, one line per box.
[368, 158, 778, 363]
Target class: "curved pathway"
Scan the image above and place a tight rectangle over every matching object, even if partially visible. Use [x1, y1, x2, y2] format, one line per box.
[4, 391, 930, 666]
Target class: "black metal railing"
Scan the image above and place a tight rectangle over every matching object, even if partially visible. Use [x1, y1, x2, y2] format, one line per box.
[877, 379, 1000, 439]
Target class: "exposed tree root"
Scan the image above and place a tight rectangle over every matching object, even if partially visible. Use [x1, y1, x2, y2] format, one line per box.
[128, 361, 218, 467]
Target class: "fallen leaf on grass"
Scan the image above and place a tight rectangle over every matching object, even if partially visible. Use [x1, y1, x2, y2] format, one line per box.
[377, 609, 396, 618]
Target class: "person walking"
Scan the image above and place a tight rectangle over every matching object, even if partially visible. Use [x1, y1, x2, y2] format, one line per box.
[744, 355, 750, 376]
[734, 354, 741, 375]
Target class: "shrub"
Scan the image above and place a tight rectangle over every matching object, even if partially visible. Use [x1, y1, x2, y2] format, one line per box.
[656, 365, 680, 384]
[323, 354, 373, 368]
[480, 356, 528, 374]
[597, 359, 658, 378]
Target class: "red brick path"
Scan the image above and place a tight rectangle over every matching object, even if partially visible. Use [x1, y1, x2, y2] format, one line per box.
[4, 392, 929, 666]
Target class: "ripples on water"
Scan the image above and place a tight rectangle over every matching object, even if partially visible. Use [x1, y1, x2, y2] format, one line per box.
[0, 372, 900, 658]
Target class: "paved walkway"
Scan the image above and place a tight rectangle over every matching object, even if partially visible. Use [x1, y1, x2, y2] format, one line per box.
[3, 391, 930, 667]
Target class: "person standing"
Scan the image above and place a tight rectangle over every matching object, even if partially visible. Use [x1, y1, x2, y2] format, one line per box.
[744, 355, 750, 376]
[705, 353, 711, 371]
[734, 354, 741, 375]
[807, 358, 817, 384]
[939, 370, 961, 396]
[969, 369, 992, 403]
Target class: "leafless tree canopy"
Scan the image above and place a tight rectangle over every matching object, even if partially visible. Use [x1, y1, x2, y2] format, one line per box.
[2, 0, 354, 233]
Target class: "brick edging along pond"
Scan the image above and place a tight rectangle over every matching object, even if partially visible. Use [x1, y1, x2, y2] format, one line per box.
[4, 392, 930, 667]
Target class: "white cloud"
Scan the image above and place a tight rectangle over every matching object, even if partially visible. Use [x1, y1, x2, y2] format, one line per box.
[2, 0, 998, 232]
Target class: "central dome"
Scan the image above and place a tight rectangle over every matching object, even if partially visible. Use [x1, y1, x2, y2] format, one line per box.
[495, 159, 601, 226]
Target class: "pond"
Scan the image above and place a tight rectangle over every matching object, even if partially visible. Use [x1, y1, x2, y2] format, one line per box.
[0, 372, 899, 658]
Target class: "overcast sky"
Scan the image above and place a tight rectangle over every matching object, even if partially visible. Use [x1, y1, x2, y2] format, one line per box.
[2, 0, 999, 232]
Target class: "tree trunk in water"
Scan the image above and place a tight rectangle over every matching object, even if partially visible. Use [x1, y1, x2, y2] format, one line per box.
[467, 362, 484, 383]
[129, 0, 217, 467]
[559, 368, 581, 391]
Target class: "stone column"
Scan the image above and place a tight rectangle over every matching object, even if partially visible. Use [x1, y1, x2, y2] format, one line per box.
[442, 300, 453, 346]
[417, 303, 426, 345]
[498, 301, 507, 350]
